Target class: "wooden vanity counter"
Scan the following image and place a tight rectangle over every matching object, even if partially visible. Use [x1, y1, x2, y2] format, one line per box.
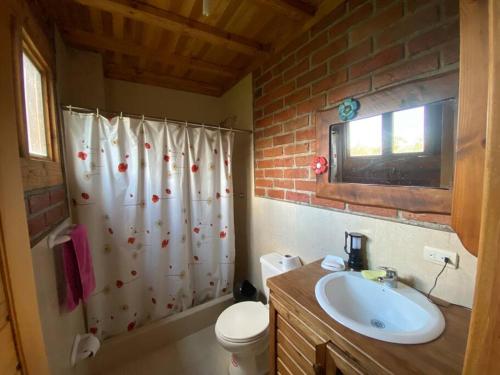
[267, 260, 471, 375]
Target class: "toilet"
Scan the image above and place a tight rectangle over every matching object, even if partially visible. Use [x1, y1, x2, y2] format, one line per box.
[215, 253, 286, 375]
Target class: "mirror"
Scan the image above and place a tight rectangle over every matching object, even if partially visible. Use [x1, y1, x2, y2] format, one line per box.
[329, 99, 456, 189]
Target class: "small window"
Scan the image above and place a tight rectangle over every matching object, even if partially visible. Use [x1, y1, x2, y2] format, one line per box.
[22, 51, 48, 157]
[18, 31, 54, 160]
[348, 115, 382, 157]
[392, 106, 425, 154]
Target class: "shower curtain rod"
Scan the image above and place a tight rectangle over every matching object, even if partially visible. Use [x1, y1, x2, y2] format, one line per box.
[60, 105, 253, 134]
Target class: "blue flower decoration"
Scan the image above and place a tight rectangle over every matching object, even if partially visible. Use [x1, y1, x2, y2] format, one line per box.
[338, 98, 360, 121]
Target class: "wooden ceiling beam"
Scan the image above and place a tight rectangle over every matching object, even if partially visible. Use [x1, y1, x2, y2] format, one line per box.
[72, 0, 271, 56]
[104, 64, 223, 96]
[255, 0, 316, 20]
[60, 28, 239, 78]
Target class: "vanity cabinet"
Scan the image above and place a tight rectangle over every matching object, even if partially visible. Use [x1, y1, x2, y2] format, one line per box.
[268, 261, 470, 375]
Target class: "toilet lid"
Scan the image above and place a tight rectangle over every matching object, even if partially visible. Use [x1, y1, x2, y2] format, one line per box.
[215, 301, 269, 343]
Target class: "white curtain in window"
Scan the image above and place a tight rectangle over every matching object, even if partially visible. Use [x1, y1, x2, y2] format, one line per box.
[63, 111, 235, 339]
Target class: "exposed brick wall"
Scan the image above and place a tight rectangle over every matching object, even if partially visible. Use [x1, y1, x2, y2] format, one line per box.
[25, 185, 68, 245]
[252, 0, 458, 226]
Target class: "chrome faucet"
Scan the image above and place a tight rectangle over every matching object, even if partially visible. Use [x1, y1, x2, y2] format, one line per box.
[377, 266, 398, 288]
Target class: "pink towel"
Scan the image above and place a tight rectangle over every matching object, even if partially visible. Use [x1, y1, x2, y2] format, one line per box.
[62, 225, 96, 311]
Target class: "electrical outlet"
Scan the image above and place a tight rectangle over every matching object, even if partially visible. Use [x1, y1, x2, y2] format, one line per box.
[423, 246, 458, 269]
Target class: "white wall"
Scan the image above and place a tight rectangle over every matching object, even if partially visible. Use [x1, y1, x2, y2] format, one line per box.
[248, 197, 477, 308]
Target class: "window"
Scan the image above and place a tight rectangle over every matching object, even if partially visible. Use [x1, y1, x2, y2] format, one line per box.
[18, 31, 55, 160]
[348, 115, 382, 157]
[392, 106, 425, 154]
[22, 51, 48, 157]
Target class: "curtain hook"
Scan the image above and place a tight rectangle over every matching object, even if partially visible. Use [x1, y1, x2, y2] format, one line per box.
[96, 108, 99, 117]
[141, 114, 145, 122]
[119, 111, 123, 119]
[69, 105, 73, 114]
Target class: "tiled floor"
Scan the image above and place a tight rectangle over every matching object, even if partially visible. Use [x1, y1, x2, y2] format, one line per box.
[104, 324, 228, 375]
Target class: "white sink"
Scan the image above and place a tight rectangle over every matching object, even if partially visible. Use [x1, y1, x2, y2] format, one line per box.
[315, 271, 445, 344]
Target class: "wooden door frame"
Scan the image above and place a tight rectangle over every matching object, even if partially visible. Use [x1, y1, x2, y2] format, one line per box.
[0, 2, 50, 374]
[462, 0, 500, 373]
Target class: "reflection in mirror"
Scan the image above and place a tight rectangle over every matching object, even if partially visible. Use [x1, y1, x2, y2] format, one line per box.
[330, 99, 456, 188]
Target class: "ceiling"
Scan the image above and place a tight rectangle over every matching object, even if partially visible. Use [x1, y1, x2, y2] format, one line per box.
[39, 0, 341, 96]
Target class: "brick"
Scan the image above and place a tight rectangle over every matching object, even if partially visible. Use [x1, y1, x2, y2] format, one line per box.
[285, 191, 310, 203]
[377, 5, 439, 48]
[285, 87, 310, 106]
[255, 137, 273, 150]
[284, 59, 310, 82]
[255, 150, 263, 159]
[312, 69, 348, 95]
[443, 0, 459, 17]
[255, 170, 265, 178]
[297, 95, 326, 115]
[284, 168, 309, 179]
[297, 31, 328, 60]
[263, 124, 282, 137]
[348, 204, 398, 217]
[257, 160, 274, 168]
[407, 0, 427, 13]
[45, 204, 64, 225]
[255, 82, 295, 108]
[272, 54, 296, 76]
[255, 70, 272, 88]
[310, 3, 347, 36]
[264, 99, 284, 115]
[350, 2, 404, 44]
[400, 211, 452, 225]
[442, 39, 459, 66]
[265, 169, 284, 178]
[281, 33, 310, 58]
[268, 189, 285, 199]
[255, 87, 263, 98]
[254, 109, 263, 120]
[295, 155, 312, 166]
[348, 0, 368, 10]
[263, 147, 283, 157]
[273, 133, 294, 146]
[255, 188, 265, 196]
[295, 180, 316, 192]
[273, 107, 296, 123]
[255, 115, 273, 129]
[328, 78, 371, 104]
[373, 53, 439, 88]
[330, 3, 373, 38]
[255, 179, 273, 188]
[274, 179, 294, 189]
[28, 192, 50, 214]
[284, 143, 310, 155]
[253, 67, 262, 80]
[311, 36, 348, 66]
[376, 0, 394, 9]
[284, 116, 309, 131]
[329, 39, 372, 71]
[28, 214, 47, 237]
[263, 76, 283, 94]
[311, 196, 346, 209]
[350, 44, 404, 78]
[274, 158, 294, 167]
[49, 187, 66, 205]
[408, 20, 459, 56]
[297, 64, 327, 87]
[296, 128, 316, 141]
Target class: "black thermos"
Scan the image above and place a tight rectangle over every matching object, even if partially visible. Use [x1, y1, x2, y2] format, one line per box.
[344, 231, 365, 271]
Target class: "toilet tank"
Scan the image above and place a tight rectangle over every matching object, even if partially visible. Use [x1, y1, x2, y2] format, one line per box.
[260, 252, 285, 302]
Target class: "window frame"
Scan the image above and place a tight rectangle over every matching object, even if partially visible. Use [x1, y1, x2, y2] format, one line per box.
[16, 29, 57, 162]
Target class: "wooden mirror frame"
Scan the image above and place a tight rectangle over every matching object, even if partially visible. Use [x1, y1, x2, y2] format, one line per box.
[315, 71, 459, 214]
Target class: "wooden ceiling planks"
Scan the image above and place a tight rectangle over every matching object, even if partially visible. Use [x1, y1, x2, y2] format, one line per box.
[42, 0, 342, 96]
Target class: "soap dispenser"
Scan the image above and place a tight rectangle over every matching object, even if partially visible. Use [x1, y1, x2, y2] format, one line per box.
[344, 231, 365, 271]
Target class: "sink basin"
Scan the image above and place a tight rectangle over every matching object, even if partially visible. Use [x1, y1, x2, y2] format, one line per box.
[315, 271, 445, 344]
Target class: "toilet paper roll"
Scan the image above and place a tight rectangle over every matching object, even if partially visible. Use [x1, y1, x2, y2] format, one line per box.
[71, 333, 101, 366]
[281, 254, 302, 271]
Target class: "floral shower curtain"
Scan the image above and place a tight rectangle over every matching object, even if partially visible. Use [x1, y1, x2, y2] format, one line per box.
[63, 110, 235, 339]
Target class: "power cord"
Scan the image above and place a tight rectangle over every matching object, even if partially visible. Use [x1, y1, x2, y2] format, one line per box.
[426, 257, 450, 301]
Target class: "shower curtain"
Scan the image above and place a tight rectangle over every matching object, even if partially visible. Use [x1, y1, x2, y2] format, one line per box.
[63, 110, 235, 339]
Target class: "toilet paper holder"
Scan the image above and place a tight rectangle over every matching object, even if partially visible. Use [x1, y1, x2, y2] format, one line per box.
[70, 333, 100, 366]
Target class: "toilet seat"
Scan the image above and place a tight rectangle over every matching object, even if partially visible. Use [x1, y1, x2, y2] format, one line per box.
[215, 301, 269, 344]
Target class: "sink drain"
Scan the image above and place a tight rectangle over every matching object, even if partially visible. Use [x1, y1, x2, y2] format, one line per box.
[370, 319, 386, 329]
